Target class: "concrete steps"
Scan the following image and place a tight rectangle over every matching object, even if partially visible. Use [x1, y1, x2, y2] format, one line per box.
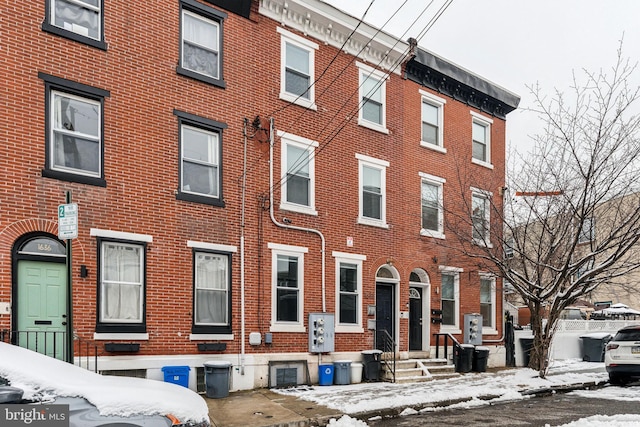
[381, 356, 458, 384]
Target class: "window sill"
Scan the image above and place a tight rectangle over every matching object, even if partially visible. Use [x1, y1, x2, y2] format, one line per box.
[42, 23, 107, 50]
[189, 333, 234, 341]
[279, 203, 318, 216]
[176, 192, 225, 207]
[177, 66, 226, 88]
[472, 158, 494, 170]
[335, 325, 364, 333]
[420, 229, 445, 240]
[93, 333, 150, 340]
[420, 141, 447, 154]
[439, 327, 461, 335]
[270, 323, 306, 333]
[482, 329, 498, 336]
[358, 119, 389, 134]
[473, 239, 494, 249]
[357, 217, 389, 229]
[279, 92, 317, 110]
[42, 169, 106, 187]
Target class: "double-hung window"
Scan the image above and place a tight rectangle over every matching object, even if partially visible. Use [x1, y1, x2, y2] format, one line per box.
[269, 243, 307, 332]
[472, 189, 492, 246]
[43, 0, 106, 49]
[357, 154, 389, 228]
[40, 73, 109, 187]
[278, 27, 317, 109]
[333, 252, 366, 332]
[357, 62, 388, 133]
[471, 111, 493, 167]
[420, 90, 446, 152]
[91, 228, 152, 335]
[440, 266, 461, 332]
[578, 217, 595, 244]
[178, 0, 226, 87]
[420, 173, 445, 239]
[480, 274, 497, 334]
[279, 131, 318, 215]
[175, 110, 227, 207]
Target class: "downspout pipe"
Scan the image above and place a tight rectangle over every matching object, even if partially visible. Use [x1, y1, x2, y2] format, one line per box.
[268, 117, 326, 312]
[239, 119, 249, 375]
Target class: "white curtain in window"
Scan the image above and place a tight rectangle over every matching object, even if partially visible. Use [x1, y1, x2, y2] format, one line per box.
[102, 244, 142, 322]
[54, 0, 99, 38]
[195, 253, 228, 324]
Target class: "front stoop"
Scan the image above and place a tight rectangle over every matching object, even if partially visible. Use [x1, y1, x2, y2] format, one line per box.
[381, 358, 458, 383]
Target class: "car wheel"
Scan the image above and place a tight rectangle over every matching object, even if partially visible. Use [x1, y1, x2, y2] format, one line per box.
[609, 373, 628, 385]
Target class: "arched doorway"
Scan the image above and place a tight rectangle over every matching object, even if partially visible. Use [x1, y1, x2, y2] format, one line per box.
[409, 268, 430, 352]
[12, 234, 67, 360]
[375, 265, 399, 351]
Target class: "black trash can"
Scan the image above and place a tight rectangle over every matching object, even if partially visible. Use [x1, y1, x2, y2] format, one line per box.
[472, 346, 490, 372]
[580, 333, 612, 362]
[520, 337, 534, 367]
[204, 361, 232, 398]
[361, 350, 382, 381]
[455, 344, 474, 373]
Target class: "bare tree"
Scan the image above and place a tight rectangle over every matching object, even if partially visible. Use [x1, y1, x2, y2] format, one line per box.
[446, 45, 640, 377]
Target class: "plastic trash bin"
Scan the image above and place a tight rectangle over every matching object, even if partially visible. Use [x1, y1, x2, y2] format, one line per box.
[455, 344, 474, 373]
[204, 361, 232, 398]
[520, 337, 534, 367]
[580, 332, 612, 362]
[361, 350, 382, 382]
[161, 365, 190, 388]
[318, 364, 334, 386]
[472, 346, 490, 372]
[350, 362, 363, 384]
[333, 360, 352, 385]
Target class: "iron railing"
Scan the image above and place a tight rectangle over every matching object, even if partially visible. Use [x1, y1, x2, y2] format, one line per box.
[434, 332, 461, 363]
[379, 329, 396, 383]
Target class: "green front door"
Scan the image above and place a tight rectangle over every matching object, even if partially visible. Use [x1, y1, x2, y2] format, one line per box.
[17, 260, 67, 360]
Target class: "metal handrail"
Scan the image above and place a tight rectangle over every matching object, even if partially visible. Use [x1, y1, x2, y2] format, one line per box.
[380, 329, 396, 383]
[434, 332, 461, 363]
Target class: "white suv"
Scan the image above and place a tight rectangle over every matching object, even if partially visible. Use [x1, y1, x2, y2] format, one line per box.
[605, 325, 640, 384]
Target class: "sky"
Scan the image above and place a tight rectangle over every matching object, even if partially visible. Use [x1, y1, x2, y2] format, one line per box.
[323, 0, 640, 161]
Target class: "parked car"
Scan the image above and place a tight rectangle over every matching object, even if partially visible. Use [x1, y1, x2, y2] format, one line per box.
[0, 342, 210, 427]
[605, 325, 640, 384]
[559, 307, 587, 320]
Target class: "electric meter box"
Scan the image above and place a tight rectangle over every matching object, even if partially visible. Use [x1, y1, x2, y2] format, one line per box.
[464, 313, 483, 345]
[309, 313, 335, 353]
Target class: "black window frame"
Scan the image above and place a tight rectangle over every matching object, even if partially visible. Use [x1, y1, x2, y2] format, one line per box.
[39, 72, 109, 187]
[174, 109, 227, 207]
[42, 0, 107, 50]
[177, 0, 227, 88]
[191, 249, 233, 335]
[95, 237, 147, 334]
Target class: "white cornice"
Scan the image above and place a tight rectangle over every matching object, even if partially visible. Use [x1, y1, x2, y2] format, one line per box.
[259, 0, 408, 74]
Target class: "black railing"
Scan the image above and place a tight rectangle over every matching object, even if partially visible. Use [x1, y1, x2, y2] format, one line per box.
[1, 330, 98, 372]
[434, 332, 461, 363]
[379, 329, 396, 383]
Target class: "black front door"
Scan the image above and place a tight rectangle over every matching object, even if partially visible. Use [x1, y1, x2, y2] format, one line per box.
[409, 287, 423, 350]
[375, 283, 394, 351]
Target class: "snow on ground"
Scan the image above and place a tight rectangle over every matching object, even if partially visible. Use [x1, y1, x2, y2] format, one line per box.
[555, 414, 640, 426]
[0, 342, 209, 424]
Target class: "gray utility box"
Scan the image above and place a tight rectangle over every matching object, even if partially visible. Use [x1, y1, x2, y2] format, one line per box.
[309, 313, 335, 353]
[464, 313, 483, 345]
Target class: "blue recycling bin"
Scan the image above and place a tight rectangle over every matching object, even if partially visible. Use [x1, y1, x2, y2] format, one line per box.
[161, 366, 190, 388]
[318, 364, 334, 386]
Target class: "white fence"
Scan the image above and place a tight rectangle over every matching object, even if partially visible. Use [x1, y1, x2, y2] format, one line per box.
[513, 319, 640, 366]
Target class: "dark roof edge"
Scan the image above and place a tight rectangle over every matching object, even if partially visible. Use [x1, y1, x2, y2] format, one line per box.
[412, 47, 520, 115]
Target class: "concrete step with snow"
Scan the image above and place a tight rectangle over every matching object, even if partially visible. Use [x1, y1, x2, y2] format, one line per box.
[381, 358, 458, 383]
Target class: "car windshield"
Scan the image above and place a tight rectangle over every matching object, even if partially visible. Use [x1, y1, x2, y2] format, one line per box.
[613, 329, 640, 341]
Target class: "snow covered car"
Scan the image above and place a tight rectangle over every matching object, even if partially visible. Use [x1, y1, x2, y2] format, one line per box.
[605, 325, 640, 384]
[0, 342, 210, 427]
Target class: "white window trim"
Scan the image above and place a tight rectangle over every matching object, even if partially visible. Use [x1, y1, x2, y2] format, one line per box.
[93, 333, 150, 341]
[419, 172, 446, 239]
[278, 131, 319, 215]
[181, 10, 220, 79]
[471, 187, 493, 248]
[356, 61, 388, 134]
[480, 273, 498, 335]
[187, 241, 237, 253]
[278, 27, 318, 110]
[471, 111, 493, 169]
[356, 153, 389, 228]
[189, 334, 234, 341]
[268, 242, 308, 333]
[90, 228, 153, 242]
[419, 89, 446, 153]
[439, 265, 462, 334]
[333, 251, 366, 333]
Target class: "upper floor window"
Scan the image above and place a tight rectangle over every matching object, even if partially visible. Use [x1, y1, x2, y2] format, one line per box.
[472, 189, 492, 246]
[178, 0, 227, 88]
[420, 90, 446, 152]
[269, 243, 308, 333]
[279, 131, 318, 215]
[357, 62, 388, 133]
[333, 252, 366, 333]
[420, 172, 445, 239]
[578, 217, 595, 244]
[278, 27, 318, 109]
[356, 154, 389, 228]
[471, 112, 493, 168]
[40, 73, 109, 187]
[174, 110, 227, 207]
[480, 275, 497, 334]
[43, 0, 106, 50]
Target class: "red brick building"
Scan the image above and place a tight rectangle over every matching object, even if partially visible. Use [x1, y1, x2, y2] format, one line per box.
[1, 0, 518, 390]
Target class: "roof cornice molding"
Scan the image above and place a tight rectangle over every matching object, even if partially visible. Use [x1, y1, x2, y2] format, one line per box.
[259, 0, 408, 74]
